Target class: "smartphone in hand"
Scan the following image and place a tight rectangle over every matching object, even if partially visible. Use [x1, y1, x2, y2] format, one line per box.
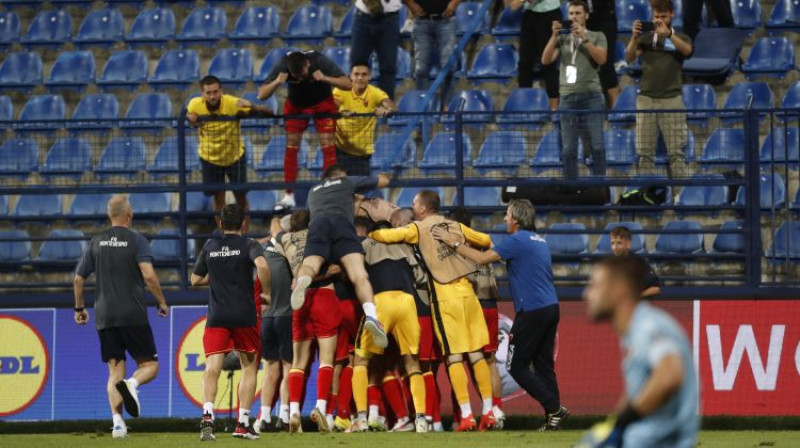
[640, 21, 656, 32]
[560, 20, 573, 32]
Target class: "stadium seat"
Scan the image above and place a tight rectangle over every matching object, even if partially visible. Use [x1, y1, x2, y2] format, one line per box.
[0, 96, 12, 121]
[40, 138, 92, 178]
[419, 132, 472, 174]
[150, 228, 195, 262]
[699, 129, 746, 169]
[22, 10, 72, 48]
[129, 192, 172, 214]
[256, 136, 310, 176]
[0, 51, 43, 90]
[456, 1, 490, 35]
[249, 190, 278, 211]
[455, 186, 502, 207]
[149, 49, 200, 90]
[208, 49, 253, 88]
[70, 193, 112, 217]
[467, 43, 518, 84]
[322, 46, 351, 75]
[721, 82, 774, 123]
[148, 136, 201, 175]
[604, 130, 636, 170]
[617, 0, 651, 33]
[126, 7, 176, 47]
[284, 5, 333, 44]
[371, 132, 417, 172]
[372, 47, 412, 81]
[781, 81, 800, 121]
[760, 127, 799, 164]
[75, 8, 124, 48]
[677, 179, 729, 207]
[731, 0, 762, 29]
[37, 229, 85, 262]
[608, 85, 639, 126]
[45, 51, 95, 91]
[0, 195, 6, 216]
[768, 0, 800, 30]
[335, 7, 355, 43]
[17, 95, 66, 133]
[68, 94, 119, 133]
[387, 90, 439, 127]
[230, 6, 280, 44]
[473, 131, 527, 174]
[240, 92, 278, 130]
[596, 222, 646, 254]
[682, 84, 716, 126]
[95, 137, 147, 177]
[654, 221, 704, 254]
[185, 191, 212, 213]
[492, 8, 522, 40]
[682, 28, 746, 77]
[655, 131, 696, 164]
[767, 221, 800, 258]
[496, 88, 549, 127]
[98, 50, 148, 91]
[0, 138, 38, 177]
[734, 172, 787, 209]
[443, 89, 493, 125]
[530, 130, 564, 174]
[121, 93, 173, 130]
[0, 12, 21, 48]
[177, 7, 227, 46]
[712, 221, 746, 254]
[395, 187, 445, 208]
[546, 223, 589, 255]
[742, 37, 795, 79]
[0, 230, 31, 262]
[257, 47, 300, 82]
[15, 194, 62, 217]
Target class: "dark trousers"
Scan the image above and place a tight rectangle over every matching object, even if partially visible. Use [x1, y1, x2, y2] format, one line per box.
[335, 149, 372, 176]
[351, 10, 400, 99]
[507, 304, 561, 414]
[518, 8, 562, 99]
[684, 0, 734, 40]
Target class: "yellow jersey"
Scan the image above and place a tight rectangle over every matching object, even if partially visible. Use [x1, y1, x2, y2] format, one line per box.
[333, 85, 389, 156]
[187, 94, 250, 167]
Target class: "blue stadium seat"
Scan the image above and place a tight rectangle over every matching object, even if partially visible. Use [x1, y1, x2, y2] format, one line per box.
[208, 49, 253, 88]
[699, 129, 746, 169]
[608, 85, 639, 126]
[371, 132, 417, 172]
[149, 49, 200, 90]
[68, 94, 119, 133]
[682, 84, 716, 126]
[428, 48, 466, 80]
[742, 37, 794, 79]
[284, 5, 333, 44]
[781, 81, 800, 119]
[454, 187, 502, 207]
[249, 190, 278, 211]
[0, 230, 31, 262]
[126, 7, 176, 47]
[129, 192, 172, 214]
[22, 10, 72, 48]
[677, 178, 729, 206]
[734, 172, 787, 209]
[767, 221, 800, 258]
[546, 223, 589, 255]
[731, 0, 763, 29]
[604, 129, 636, 170]
[322, 46, 351, 75]
[96, 137, 146, 177]
[40, 138, 92, 178]
[150, 228, 196, 262]
[0, 51, 43, 90]
[256, 136, 310, 176]
[98, 50, 148, 90]
[683, 28, 746, 77]
[17, 95, 66, 133]
[75, 8, 124, 48]
[655, 131, 696, 164]
[473, 131, 527, 174]
[0, 12, 21, 48]
[148, 136, 201, 175]
[185, 191, 211, 213]
[387, 90, 439, 127]
[395, 187, 445, 208]
[456, 1, 490, 35]
[722, 82, 774, 123]
[419, 132, 472, 174]
[712, 221, 746, 254]
[37, 229, 85, 262]
[617, 0, 651, 33]
[372, 47, 412, 81]
[230, 6, 280, 43]
[0, 138, 37, 177]
[70, 193, 112, 217]
[443, 89, 493, 125]
[241, 92, 278, 129]
[257, 47, 301, 82]
[15, 194, 62, 217]
[496, 88, 549, 127]
[492, 8, 522, 40]
[335, 7, 355, 43]
[768, 0, 800, 30]
[45, 51, 95, 91]
[177, 7, 227, 46]
[467, 43, 518, 84]
[0, 96, 12, 121]
[654, 221, 704, 254]
[530, 130, 563, 174]
[0, 195, 6, 216]
[596, 222, 646, 254]
[760, 127, 799, 164]
[121, 93, 173, 130]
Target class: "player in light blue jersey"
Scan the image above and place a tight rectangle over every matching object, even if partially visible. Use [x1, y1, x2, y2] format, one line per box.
[579, 256, 699, 448]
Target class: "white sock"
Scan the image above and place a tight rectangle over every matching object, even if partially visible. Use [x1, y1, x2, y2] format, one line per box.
[280, 404, 290, 423]
[433, 422, 444, 431]
[362, 302, 377, 320]
[482, 398, 493, 415]
[260, 405, 271, 422]
[112, 413, 125, 428]
[127, 378, 139, 389]
[238, 408, 250, 425]
[368, 404, 379, 421]
[459, 403, 472, 418]
[315, 399, 327, 414]
[203, 402, 215, 420]
[290, 402, 301, 417]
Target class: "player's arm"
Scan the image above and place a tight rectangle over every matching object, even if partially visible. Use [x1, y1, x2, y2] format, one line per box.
[369, 224, 419, 245]
[375, 95, 396, 117]
[432, 226, 501, 265]
[313, 70, 351, 90]
[236, 97, 274, 117]
[190, 273, 209, 287]
[258, 67, 289, 101]
[139, 262, 169, 316]
[186, 100, 200, 126]
[191, 243, 210, 287]
[461, 224, 492, 249]
[254, 255, 271, 306]
[622, 353, 684, 423]
[73, 244, 94, 325]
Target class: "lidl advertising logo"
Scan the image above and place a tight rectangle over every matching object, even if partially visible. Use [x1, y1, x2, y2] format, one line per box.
[0, 315, 50, 416]
[175, 317, 263, 412]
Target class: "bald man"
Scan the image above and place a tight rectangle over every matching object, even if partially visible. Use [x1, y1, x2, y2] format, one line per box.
[74, 195, 169, 439]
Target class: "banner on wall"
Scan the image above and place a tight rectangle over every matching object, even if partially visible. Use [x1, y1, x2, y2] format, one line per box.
[0, 301, 798, 420]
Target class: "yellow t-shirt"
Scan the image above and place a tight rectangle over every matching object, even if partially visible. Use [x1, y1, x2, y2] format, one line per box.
[187, 94, 250, 167]
[333, 85, 389, 157]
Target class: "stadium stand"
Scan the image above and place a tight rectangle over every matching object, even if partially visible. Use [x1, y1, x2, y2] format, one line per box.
[40, 138, 93, 179]
[734, 172, 787, 209]
[455, 1, 490, 36]
[0, 95, 12, 121]
[126, 7, 176, 47]
[617, 0, 652, 33]
[0, 11, 20, 49]
[496, 88, 550, 127]
[322, 46, 351, 75]
[284, 5, 333, 44]
[608, 85, 639, 127]
[699, 129, 746, 169]
[741, 37, 795, 79]
[654, 221, 705, 255]
[14, 194, 62, 218]
[69, 193, 112, 217]
[466, 43, 518, 84]
[604, 130, 637, 171]
[731, 0, 763, 29]
[121, 93, 173, 130]
[767, 222, 800, 259]
[176, 7, 227, 46]
[545, 223, 590, 255]
[149, 49, 200, 90]
[443, 89, 493, 125]
[98, 50, 148, 91]
[683, 84, 716, 126]
[45, 51, 96, 91]
[68, 94, 119, 132]
[0, 230, 31, 262]
[0, 51, 42, 91]
[372, 48, 412, 81]
[229, 6, 280, 44]
[371, 133, 417, 172]
[768, 0, 800, 30]
[75, 8, 124, 48]
[419, 132, 472, 174]
[22, 10, 72, 48]
[16, 95, 66, 133]
[760, 127, 799, 164]
[207, 48, 254, 89]
[148, 136, 201, 176]
[682, 28, 745, 77]
[0, 138, 38, 178]
[95, 137, 147, 177]
[491, 7, 522, 41]
[36, 229, 86, 263]
[712, 221, 746, 254]
[473, 131, 527, 175]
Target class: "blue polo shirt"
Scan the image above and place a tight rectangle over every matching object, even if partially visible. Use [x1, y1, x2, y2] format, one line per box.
[493, 230, 558, 312]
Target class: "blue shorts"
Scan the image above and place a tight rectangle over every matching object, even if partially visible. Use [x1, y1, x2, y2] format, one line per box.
[304, 215, 364, 262]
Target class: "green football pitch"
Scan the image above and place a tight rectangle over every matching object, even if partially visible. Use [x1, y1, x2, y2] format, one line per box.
[0, 431, 797, 448]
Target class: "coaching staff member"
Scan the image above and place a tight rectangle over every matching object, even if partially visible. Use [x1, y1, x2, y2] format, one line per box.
[432, 199, 569, 431]
[74, 194, 169, 439]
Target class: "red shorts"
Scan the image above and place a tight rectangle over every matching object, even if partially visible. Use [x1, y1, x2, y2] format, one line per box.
[482, 306, 499, 353]
[292, 287, 342, 342]
[418, 316, 441, 362]
[336, 299, 362, 362]
[284, 96, 337, 134]
[203, 326, 260, 357]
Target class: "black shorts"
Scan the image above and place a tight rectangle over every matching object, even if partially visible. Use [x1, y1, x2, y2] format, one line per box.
[304, 215, 365, 262]
[98, 325, 158, 363]
[335, 150, 372, 176]
[200, 156, 248, 196]
[261, 316, 293, 362]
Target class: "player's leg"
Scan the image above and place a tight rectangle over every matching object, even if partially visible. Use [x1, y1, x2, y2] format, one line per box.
[279, 361, 291, 429]
[339, 252, 387, 348]
[292, 255, 325, 310]
[334, 355, 355, 431]
[202, 354, 224, 415]
[310, 335, 338, 432]
[114, 325, 159, 419]
[480, 305, 504, 425]
[403, 355, 428, 432]
[382, 293, 419, 432]
[234, 348, 261, 439]
[288, 339, 311, 433]
[314, 102, 338, 171]
[278, 129, 305, 209]
[393, 295, 427, 432]
[530, 305, 568, 431]
[350, 353, 371, 432]
[258, 359, 280, 431]
[107, 359, 127, 438]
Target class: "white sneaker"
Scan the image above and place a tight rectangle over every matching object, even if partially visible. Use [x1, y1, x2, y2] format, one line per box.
[432, 422, 444, 432]
[415, 416, 429, 433]
[115, 380, 141, 417]
[363, 316, 388, 349]
[349, 416, 369, 433]
[390, 417, 414, 432]
[291, 276, 311, 310]
[274, 193, 296, 212]
[326, 414, 335, 431]
[493, 406, 506, 430]
[289, 413, 302, 434]
[112, 423, 127, 439]
[368, 416, 387, 432]
[311, 408, 331, 433]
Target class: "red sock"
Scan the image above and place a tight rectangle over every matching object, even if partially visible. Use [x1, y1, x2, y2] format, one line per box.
[382, 376, 408, 419]
[317, 366, 334, 402]
[337, 366, 353, 419]
[368, 384, 381, 409]
[284, 145, 300, 189]
[327, 393, 337, 415]
[423, 372, 436, 419]
[493, 397, 503, 409]
[321, 144, 337, 171]
[433, 375, 442, 423]
[288, 369, 305, 405]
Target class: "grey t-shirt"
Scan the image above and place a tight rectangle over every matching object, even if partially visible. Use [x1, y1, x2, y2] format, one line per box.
[557, 29, 606, 96]
[307, 176, 380, 225]
[76, 226, 153, 331]
[264, 241, 292, 318]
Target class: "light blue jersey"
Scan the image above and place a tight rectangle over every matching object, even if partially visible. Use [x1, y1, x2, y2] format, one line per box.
[622, 303, 699, 448]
